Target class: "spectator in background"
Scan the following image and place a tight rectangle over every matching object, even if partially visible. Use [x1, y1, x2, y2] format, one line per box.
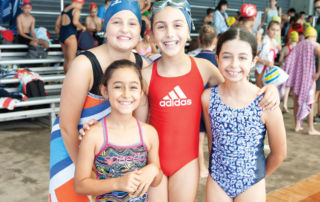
[56, 0, 86, 73]
[258, 0, 282, 31]
[315, 0, 320, 17]
[282, 8, 296, 37]
[195, 24, 218, 179]
[286, 13, 304, 44]
[299, 11, 307, 24]
[203, 8, 214, 25]
[307, 15, 313, 24]
[213, 0, 229, 34]
[97, 0, 111, 20]
[97, 0, 111, 31]
[85, 2, 102, 47]
[16, 0, 49, 49]
[238, 4, 263, 51]
[137, 0, 151, 15]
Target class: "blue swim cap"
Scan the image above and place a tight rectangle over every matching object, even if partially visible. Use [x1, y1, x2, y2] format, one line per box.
[104, 0, 142, 31]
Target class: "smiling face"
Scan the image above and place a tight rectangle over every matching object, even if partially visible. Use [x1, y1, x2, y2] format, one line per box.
[105, 10, 141, 52]
[103, 67, 142, 115]
[217, 39, 256, 83]
[151, 6, 190, 57]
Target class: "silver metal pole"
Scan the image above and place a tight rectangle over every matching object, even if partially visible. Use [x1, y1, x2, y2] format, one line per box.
[60, 0, 64, 11]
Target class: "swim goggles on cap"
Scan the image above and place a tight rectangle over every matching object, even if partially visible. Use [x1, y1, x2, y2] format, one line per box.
[151, 0, 194, 31]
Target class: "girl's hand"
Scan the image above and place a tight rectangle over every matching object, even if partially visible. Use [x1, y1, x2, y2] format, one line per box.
[133, 164, 158, 197]
[78, 119, 98, 140]
[257, 84, 280, 111]
[117, 170, 142, 194]
[313, 72, 320, 81]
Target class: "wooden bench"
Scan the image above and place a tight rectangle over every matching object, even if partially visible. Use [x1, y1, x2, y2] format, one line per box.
[0, 95, 60, 125]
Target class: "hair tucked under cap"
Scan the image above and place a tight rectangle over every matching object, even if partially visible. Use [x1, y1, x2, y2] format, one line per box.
[151, 0, 194, 31]
[104, 0, 142, 31]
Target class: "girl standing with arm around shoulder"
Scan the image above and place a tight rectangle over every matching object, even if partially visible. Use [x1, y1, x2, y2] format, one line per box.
[74, 60, 162, 201]
[202, 27, 287, 202]
[134, 1, 280, 201]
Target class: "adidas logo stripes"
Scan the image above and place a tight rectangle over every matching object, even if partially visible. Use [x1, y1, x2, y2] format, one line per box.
[159, 85, 192, 107]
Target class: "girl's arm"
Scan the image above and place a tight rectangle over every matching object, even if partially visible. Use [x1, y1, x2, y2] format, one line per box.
[257, 84, 280, 110]
[73, 9, 86, 31]
[134, 124, 162, 197]
[256, 56, 274, 67]
[74, 124, 142, 195]
[263, 107, 287, 177]
[313, 44, 320, 80]
[196, 58, 224, 87]
[31, 17, 37, 39]
[201, 88, 213, 156]
[59, 56, 93, 163]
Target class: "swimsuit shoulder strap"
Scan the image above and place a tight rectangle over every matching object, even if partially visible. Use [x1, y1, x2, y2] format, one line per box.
[80, 51, 103, 95]
[136, 119, 148, 151]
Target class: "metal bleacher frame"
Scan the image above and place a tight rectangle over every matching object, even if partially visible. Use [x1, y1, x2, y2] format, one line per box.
[0, 44, 64, 125]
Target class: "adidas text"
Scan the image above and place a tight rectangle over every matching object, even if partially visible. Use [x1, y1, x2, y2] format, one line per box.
[160, 99, 192, 107]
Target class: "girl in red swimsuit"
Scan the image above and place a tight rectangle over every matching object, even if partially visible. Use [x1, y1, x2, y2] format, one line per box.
[134, 1, 280, 202]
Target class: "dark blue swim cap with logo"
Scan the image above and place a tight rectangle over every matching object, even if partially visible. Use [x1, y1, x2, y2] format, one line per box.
[104, 0, 142, 30]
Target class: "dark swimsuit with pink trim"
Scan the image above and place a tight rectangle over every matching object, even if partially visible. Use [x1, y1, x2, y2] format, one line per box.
[94, 117, 148, 202]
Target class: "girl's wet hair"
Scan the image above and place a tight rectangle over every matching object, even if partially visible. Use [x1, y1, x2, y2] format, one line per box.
[216, 26, 257, 58]
[101, 59, 143, 88]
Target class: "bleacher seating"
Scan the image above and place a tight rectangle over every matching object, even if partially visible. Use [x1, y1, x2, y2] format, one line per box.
[0, 44, 64, 125]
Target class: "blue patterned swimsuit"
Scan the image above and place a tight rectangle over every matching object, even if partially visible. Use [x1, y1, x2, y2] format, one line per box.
[94, 117, 148, 202]
[208, 86, 266, 198]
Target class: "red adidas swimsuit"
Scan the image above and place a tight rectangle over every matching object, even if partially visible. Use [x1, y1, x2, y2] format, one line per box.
[148, 56, 204, 176]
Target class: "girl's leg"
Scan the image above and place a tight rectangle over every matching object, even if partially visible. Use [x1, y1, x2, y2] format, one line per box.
[206, 176, 232, 202]
[148, 175, 168, 202]
[63, 35, 77, 73]
[199, 132, 208, 178]
[293, 93, 303, 131]
[39, 39, 49, 49]
[235, 179, 266, 202]
[282, 87, 290, 113]
[308, 83, 320, 135]
[168, 159, 199, 202]
[254, 71, 263, 88]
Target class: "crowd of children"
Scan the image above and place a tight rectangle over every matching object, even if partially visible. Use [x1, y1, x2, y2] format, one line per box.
[6, 0, 320, 201]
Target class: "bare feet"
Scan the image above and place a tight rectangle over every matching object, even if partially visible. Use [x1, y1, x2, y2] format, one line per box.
[308, 129, 320, 136]
[200, 166, 209, 178]
[295, 125, 303, 132]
